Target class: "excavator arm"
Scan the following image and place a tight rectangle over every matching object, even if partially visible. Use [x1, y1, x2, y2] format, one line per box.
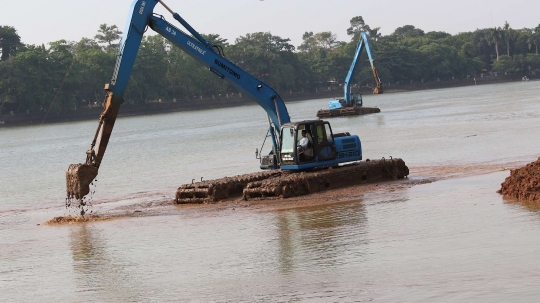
[66, 0, 291, 200]
[343, 32, 383, 106]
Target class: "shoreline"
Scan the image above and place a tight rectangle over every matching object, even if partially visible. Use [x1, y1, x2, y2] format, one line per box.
[0, 75, 532, 128]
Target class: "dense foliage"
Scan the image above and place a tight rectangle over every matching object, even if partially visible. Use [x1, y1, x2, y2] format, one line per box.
[1, 19, 540, 114]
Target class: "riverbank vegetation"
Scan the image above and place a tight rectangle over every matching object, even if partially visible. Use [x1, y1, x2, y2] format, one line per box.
[1, 19, 540, 116]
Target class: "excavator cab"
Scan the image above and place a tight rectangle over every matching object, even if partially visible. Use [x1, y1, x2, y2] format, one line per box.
[279, 120, 339, 169]
[352, 92, 363, 107]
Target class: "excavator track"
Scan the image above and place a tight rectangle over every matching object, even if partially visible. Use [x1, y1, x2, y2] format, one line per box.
[176, 171, 282, 204]
[176, 158, 408, 203]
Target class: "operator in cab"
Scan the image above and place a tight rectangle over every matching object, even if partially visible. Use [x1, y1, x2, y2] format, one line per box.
[297, 129, 313, 161]
[297, 130, 309, 152]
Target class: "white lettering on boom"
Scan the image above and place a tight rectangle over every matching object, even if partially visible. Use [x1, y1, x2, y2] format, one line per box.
[187, 41, 206, 55]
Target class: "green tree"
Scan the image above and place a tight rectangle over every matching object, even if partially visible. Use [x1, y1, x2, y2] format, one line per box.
[374, 39, 423, 82]
[325, 41, 354, 83]
[46, 40, 78, 112]
[314, 32, 339, 49]
[9, 45, 57, 112]
[347, 16, 370, 42]
[0, 58, 24, 114]
[487, 27, 503, 60]
[525, 26, 540, 54]
[0, 26, 22, 61]
[418, 43, 467, 79]
[94, 24, 122, 52]
[297, 31, 340, 89]
[502, 21, 517, 56]
[166, 43, 210, 100]
[227, 32, 297, 92]
[201, 33, 229, 47]
[392, 25, 425, 39]
[536, 24, 540, 53]
[368, 27, 382, 41]
[526, 54, 540, 74]
[298, 31, 317, 53]
[471, 29, 494, 67]
[73, 37, 116, 105]
[493, 54, 523, 74]
[126, 35, 169, 104]
[461, 42, 476, 57]
[425, 31, 451, 40]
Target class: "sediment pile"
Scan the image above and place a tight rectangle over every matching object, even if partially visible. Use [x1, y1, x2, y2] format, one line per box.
[44, 215, 102, 225]
[176, 158, 408, 204]
[498, 158, 540, 201]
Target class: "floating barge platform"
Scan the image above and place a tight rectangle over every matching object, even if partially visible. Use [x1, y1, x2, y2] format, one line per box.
[316, 107, 381, 118]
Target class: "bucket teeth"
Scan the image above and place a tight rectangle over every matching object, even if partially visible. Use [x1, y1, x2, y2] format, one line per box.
[66, 164, 98, 200]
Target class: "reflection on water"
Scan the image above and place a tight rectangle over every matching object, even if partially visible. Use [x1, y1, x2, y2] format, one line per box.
[275, 213, 295, 273]
[275, 201, 368, 274]
[503, 197, 540, 213]
[70, 224, 143, 302]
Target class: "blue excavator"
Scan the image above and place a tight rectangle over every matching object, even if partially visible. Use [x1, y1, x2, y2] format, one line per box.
[316, 32, 383, 118]
[66, 0, 374, 200]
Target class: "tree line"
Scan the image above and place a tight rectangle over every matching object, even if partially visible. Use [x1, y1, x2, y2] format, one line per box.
[1, 18, 540, 115]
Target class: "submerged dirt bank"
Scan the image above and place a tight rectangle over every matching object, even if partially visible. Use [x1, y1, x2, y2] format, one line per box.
[498, 158, 540, 202]
[45, 162, 516, 225]
[44, 214, 108, 225]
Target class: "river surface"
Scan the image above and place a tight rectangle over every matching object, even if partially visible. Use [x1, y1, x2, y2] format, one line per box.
[1, 81, 540, 302]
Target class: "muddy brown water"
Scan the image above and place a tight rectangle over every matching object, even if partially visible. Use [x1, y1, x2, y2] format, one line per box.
[1, 81, 540, 302]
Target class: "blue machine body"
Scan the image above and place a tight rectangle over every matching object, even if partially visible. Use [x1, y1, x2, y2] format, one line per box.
[328, 32, 379, 110]
[87, 0, 362, 173]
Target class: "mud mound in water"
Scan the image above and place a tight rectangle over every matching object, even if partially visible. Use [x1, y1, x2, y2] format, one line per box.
[498, 157, 540, 201]
[44, 215, 103, 225]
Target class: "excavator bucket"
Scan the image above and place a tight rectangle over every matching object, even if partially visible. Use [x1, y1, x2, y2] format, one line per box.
[66, 164, 98, 200]
[373, 84, 383, 94]
[371, 67, 383, 94]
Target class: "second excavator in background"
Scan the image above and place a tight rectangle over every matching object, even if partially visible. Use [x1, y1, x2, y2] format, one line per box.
[317, 32, 383, 118]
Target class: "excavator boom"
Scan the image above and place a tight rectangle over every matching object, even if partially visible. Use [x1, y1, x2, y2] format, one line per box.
[344, 32, 383, 101]
[67, 0, 291, 200]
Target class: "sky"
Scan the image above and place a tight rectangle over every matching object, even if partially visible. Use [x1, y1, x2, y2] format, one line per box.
[1, 0, 539, 48]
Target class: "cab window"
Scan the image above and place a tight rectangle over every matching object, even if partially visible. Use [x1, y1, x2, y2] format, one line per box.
[324, 123, 333, 141]
[280, 127, 295, 153]
[313, 123, 334, 144]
